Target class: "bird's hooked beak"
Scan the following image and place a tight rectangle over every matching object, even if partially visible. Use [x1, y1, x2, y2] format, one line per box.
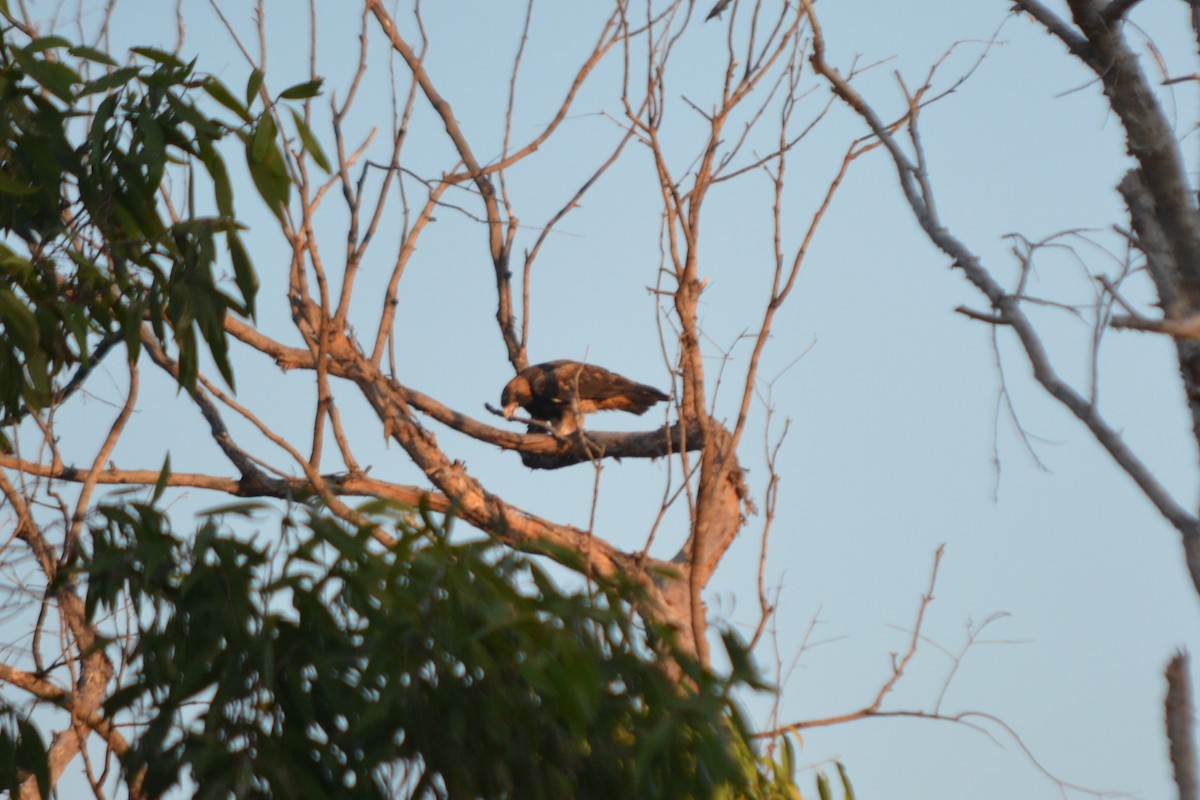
[500, 375, 529, 420]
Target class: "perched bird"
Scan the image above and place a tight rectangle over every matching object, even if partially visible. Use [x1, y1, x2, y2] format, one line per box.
[500, 360, 670, 435]
[705, 0, 733, 21]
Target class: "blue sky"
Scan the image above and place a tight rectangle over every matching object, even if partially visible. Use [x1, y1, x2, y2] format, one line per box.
[20, 1, 1200, 797]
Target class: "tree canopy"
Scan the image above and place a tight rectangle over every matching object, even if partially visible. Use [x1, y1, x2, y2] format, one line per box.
[0, 12, 807, 799]
[3, 1, 1200, 798]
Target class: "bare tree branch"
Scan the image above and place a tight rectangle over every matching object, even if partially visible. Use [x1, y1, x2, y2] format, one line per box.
[764, 546, 944, 733]
[1102, 0, 1145, 23]
[1166, 651, 1199, 800]
[802, 0, 1200, 594]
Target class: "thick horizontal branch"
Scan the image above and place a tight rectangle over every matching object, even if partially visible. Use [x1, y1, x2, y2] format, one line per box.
[0, 662, 68, 705]
[225, 316, 696, 464]
[0, 662, 128, 757]
[226, 317, 681, 624]
[0, 453, 452, 511]
[509, 421, 704, 470]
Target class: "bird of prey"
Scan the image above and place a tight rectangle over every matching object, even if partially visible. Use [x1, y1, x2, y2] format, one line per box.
[500, 360, 670, 435]
[705, 0, 733, 21]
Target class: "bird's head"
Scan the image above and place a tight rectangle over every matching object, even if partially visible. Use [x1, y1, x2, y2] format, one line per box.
[500, 375, 532, 419]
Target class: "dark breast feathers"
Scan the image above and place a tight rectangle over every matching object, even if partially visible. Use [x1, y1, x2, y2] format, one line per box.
[500, 360, 670, 435]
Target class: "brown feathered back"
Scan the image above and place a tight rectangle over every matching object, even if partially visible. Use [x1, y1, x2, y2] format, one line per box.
[500, 360, 669, 434]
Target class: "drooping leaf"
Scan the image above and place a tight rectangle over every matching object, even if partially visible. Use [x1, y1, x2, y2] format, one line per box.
[0, 715, 49, 800]
[0, 171, 39, 195]
[289, 107, 330, 172]
[25, 35, 71, 53]
[250, 112, 277, 161]
[68, 44, 119, 66]
[0, 287, 39, 350]
[817, 771, 832, 800]
[129, 46, 185, 68]
[203, 76, 252, 123]
[245, 116, 291, 220]
[245, 67, 264, 108]
[836, 761, 855, 800]
[80, 65, 139, 96]
[13, 48, 79, 101]
[227, 230, 257, 316]
[278, 78, 324, 100]
[152, 453, 172, 504]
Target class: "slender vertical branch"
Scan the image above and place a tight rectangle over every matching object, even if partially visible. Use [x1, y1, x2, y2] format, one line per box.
[1166, 651, 1198, 800]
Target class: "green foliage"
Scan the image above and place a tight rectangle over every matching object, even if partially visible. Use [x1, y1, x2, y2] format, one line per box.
[81, 500, 804, 799]
[0, 706, 49, 798]
[0, 23, 265, 421]
[816, 761, 854, 800]
[0, 25, 826, 800]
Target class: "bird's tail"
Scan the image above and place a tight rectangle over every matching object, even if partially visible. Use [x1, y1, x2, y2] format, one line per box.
[627, 385, 670, 415]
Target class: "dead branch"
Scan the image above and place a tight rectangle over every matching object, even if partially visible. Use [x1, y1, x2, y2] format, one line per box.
[803, 0, 1200, 594]
[1166, 651, 1199, 800]
[761, 546, 944, 735]
[1111, 312, 1200, 339]
[0, 452, 448, 509]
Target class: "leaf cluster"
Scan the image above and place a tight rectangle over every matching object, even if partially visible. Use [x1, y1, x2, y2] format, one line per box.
[0, 24, 267, 427]
[0, 706, 49, 799]
[79, 500, 803, 799]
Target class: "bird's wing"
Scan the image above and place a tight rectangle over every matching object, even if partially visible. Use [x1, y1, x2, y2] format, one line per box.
[568, 363, 641, 400]
[520, 361, 668, 424]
